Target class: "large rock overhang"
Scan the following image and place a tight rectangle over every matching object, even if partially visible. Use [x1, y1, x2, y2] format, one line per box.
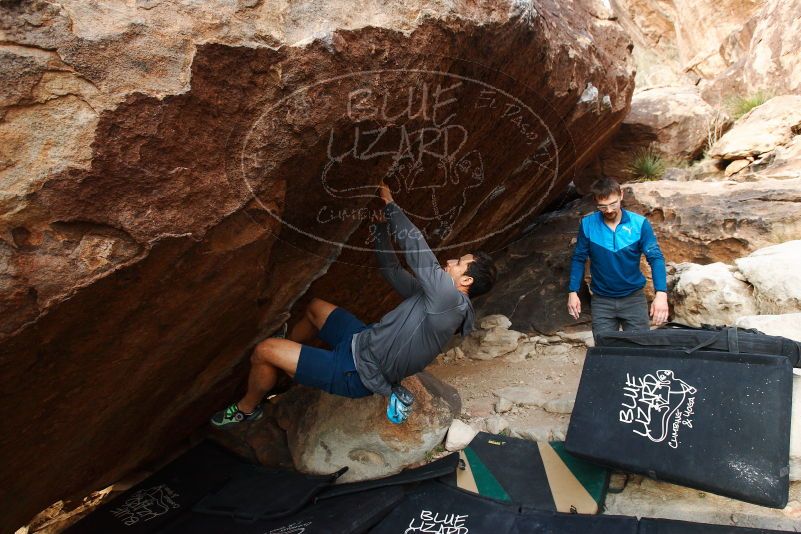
[0, 3, 634, 530]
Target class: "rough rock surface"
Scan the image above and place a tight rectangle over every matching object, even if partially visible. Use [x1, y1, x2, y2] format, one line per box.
[274, 372, 459, 482]
[724, 159, 751, 177]
[479, 314, 512, 330]
[610, 0, 763, 89]
[484, 414, 510, 435]
[671, 262, 757, 327]
[0, 0, 637, 529]
[611, 0, 799, 101]
[474, 197, 594, 334]
[700, 0, 801, 105]
[461, 324, 526, 360]
[736, 313, 801, 343]
[606, 475, 801, 530]
[207, 408, 294, 469]
[495, 386, 575, 414]
[746, 136, 801, 181]
[444, 419, 477, 452]
[625, 179, 801, 265]
[734, 240, 801, 314]
[671, 240, 801, 328]
[581, 85, 726, 186]
[709, 96, 801, 161]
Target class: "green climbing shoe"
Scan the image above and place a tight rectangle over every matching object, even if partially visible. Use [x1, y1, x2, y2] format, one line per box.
[210, 402, 263, 428]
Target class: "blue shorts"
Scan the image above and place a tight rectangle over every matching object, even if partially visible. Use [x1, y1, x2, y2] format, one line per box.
[295, 307, 373, 398]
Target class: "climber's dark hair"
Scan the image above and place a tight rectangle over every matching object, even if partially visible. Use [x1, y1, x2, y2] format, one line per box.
[465, 251, 497, 299]
[590, 176, 622, 199]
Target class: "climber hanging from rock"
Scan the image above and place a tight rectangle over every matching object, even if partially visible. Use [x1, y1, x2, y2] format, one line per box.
[211, 182, 497, 427]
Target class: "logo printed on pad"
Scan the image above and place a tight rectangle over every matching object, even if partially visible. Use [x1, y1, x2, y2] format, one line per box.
[619, 370, 697, 449]
[110, 484, 180, 526]
[405, 510, 469, 534]
[269, 521, 313, 534]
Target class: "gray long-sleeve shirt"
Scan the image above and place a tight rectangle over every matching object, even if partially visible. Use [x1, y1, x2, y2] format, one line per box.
[351, 201, 475, 396]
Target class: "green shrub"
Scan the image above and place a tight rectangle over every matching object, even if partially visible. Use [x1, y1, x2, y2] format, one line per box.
[725, 91, 771, 120]
[627, 147, 666, 180]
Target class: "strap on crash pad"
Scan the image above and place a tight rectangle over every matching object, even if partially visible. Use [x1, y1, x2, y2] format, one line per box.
[684, 327, 742, 354]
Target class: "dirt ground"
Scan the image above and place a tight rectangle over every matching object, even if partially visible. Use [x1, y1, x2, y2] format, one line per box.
[427, 343, 584, 441]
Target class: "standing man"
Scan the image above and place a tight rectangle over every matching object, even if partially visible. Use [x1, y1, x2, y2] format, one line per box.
[567, 177, 669, 340]
[211, 183, 497, 427]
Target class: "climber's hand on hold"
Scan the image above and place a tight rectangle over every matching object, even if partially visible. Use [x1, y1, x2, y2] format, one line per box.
[378, 182, 394, 205]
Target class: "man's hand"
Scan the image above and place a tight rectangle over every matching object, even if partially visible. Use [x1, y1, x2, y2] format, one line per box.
[567, 292, 581, 320]
[378, 182, 394, 205]
[650, 291, 669, 325]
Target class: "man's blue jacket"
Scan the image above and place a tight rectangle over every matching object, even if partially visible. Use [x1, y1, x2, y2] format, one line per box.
[568, 209, 667, 298]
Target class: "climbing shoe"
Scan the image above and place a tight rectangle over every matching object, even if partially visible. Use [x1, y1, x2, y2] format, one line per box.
[210, 402, 263, 428]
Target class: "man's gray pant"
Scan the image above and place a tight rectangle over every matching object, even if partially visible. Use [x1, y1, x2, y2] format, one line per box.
[590, 288, 650, 342]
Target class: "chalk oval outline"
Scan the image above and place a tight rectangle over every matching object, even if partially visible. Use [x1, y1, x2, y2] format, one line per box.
[238, 68, 564, 252]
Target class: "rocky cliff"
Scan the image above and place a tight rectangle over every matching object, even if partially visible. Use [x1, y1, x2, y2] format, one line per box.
[0, 0, 635, 530]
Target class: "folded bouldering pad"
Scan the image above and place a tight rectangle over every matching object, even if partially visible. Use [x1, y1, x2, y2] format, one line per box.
[442, 432, 610, 514]
[165, 485, 403, 534]
[316, 451, 459, 501]
[638, 517, 797, 533]
[566, 347, 793, 508]
[595, 324, 801, 368]
[192, 464, 346, 521]
[64, 440, 248, 533]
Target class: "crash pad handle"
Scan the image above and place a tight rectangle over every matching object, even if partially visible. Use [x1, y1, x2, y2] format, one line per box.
[684, 327, 742, 354]
[684, 331, 721, 354]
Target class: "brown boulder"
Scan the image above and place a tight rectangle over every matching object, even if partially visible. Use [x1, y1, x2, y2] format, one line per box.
[0, 1, 636, 530]
[625, 178, 801, 265]
[274, 372, 460, 482]
[708, 95, 801, 161]
[208, 407, 294, 469]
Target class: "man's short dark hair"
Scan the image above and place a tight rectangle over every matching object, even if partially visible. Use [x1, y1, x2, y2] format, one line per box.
[465, 251, 497, 299]
[590, 176, 622, 199]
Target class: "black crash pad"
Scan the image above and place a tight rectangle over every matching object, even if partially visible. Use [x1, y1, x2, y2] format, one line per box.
[191, 464, 345, 521]
[64, 440, 247, 534]
[165, 485, 404, 534]
[566, 347, 793, 508]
